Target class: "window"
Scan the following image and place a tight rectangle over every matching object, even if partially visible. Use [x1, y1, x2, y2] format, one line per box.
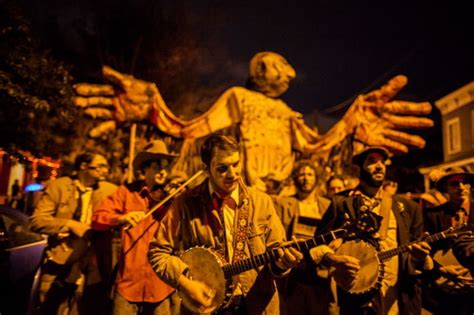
[0, 212, 43, 249]
[446, 117, 461, 155]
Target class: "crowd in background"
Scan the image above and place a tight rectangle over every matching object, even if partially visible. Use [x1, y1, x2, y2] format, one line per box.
[5, 135, 473, 315]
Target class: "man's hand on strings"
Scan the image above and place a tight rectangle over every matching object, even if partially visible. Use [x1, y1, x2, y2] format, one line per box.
[178, 275, 216, 313]
[323, 253, 360, 289]
[275, 247, 304, 269]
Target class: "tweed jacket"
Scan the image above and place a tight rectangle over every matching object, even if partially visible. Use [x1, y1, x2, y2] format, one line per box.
[273, 195, 331, 240]
[423, 200, 474, 272]
[148, 179, 288, 314]
[317, 193, 424, 315]
[30, 176, 117, 263]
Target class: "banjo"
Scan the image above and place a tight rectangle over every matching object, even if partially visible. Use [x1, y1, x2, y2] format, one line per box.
[335, 224, 472, 295]
[178, 212, 378, 313]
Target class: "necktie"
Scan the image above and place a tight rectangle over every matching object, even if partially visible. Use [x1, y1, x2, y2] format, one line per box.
[73, 189, 84, 221]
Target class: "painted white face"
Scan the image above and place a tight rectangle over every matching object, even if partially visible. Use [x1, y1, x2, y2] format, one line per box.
[249, 52, 296, 98]
[209, 149, 241, 196]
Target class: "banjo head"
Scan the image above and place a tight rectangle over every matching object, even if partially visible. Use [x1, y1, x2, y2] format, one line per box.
[179, 247, 227, 312]
[335, 240, 382, 294]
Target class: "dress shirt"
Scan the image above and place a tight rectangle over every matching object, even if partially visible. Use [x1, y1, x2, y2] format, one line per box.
[92, 182, 174, 303]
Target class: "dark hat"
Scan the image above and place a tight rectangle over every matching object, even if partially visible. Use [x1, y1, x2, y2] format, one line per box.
[133, 140, 178, 171]
[352, 146, 390, 166]
[435, 166, 474, 192]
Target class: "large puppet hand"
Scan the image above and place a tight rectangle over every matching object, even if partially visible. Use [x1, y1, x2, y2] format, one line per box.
[73, 66, 168, 137]
[347, 75, 433, 153]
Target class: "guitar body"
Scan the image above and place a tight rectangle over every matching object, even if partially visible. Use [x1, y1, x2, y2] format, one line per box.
[335, 240, 384, 294]
[179, 247, 231, 313]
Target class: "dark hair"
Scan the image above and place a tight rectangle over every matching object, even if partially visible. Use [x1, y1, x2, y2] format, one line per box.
[73, 153, 95, 171]
[292, 160, 317, 180]
[200, 134, 240, 167]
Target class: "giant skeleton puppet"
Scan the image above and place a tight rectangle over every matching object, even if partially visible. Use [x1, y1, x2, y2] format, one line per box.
[74, 52, 433, 192]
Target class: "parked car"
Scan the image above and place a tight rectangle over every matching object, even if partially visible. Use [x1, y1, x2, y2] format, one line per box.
[0, 205, 47, 315]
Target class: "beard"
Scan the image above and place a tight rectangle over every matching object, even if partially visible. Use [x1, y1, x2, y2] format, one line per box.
[360, 168, 385, 188]
[295, 180, 316, 195]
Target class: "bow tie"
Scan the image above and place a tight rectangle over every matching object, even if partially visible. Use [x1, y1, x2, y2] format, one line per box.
[212, 192, 237, 211]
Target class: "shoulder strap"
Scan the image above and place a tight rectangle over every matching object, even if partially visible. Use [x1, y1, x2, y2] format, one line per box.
[231, 183, 252, 262]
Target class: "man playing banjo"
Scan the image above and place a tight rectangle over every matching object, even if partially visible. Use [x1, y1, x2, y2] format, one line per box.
[148, 134, 303, 314]
[313, 147, 433, 315]
[422, 167, 474, 314]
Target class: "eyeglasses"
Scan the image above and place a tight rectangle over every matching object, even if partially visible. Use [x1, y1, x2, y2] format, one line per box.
[88, 165, 109, 172]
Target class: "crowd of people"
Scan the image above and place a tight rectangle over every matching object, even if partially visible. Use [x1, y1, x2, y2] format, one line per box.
[25, 134, 473, 315]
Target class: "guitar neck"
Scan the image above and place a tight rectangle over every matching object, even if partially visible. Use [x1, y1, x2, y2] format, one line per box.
[222, 229, 344, 279]
[377, 231, 451, 261]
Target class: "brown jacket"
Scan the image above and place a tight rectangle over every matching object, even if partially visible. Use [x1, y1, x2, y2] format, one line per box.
[30, 176, 117, 265]
[148, 180, 288, 314]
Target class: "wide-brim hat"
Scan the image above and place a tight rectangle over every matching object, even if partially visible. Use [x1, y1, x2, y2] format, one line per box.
[133, 140, 178, 171]
[352, 146, 390, 166]
[435, 167, 474, 192]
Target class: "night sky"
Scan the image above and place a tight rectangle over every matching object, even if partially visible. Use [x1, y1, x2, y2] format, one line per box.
[5, 0, 474, 183]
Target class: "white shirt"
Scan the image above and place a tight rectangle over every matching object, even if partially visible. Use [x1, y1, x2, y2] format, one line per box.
[208, 182, 240, 262]
[74, 180, 93, 224]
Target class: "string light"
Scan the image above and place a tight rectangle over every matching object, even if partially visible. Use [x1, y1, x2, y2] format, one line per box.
[0, 147, 61, 180]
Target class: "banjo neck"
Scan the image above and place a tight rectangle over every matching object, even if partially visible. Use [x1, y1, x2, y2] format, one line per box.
[377, 226, 471, 262]
[222, 228, 346, 278]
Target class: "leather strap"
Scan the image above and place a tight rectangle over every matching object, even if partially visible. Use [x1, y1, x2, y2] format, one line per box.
[378, 192, 392, 240]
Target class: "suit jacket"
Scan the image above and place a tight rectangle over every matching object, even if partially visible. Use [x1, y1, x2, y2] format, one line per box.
[273, 195, 334, 315]
[273, 195, 331, 240]
[317, 193, 424, 315]
[423, 200, 474, 273]
[30, 177, 117, 265]
[148, 179, 288, 314]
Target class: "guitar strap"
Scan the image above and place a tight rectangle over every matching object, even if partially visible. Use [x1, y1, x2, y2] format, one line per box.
[378, 192, 392, 240]
[232, 190, 251, 262]
[211, 183, 252, 263]
[230, 184, 251, 302]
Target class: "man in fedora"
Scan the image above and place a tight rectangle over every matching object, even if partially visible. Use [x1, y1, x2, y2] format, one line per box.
[422, 166, 473, 314]
[92, 140, 181, 315]
[432, 167, 473, 227]
[312, 146, 432, 315]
